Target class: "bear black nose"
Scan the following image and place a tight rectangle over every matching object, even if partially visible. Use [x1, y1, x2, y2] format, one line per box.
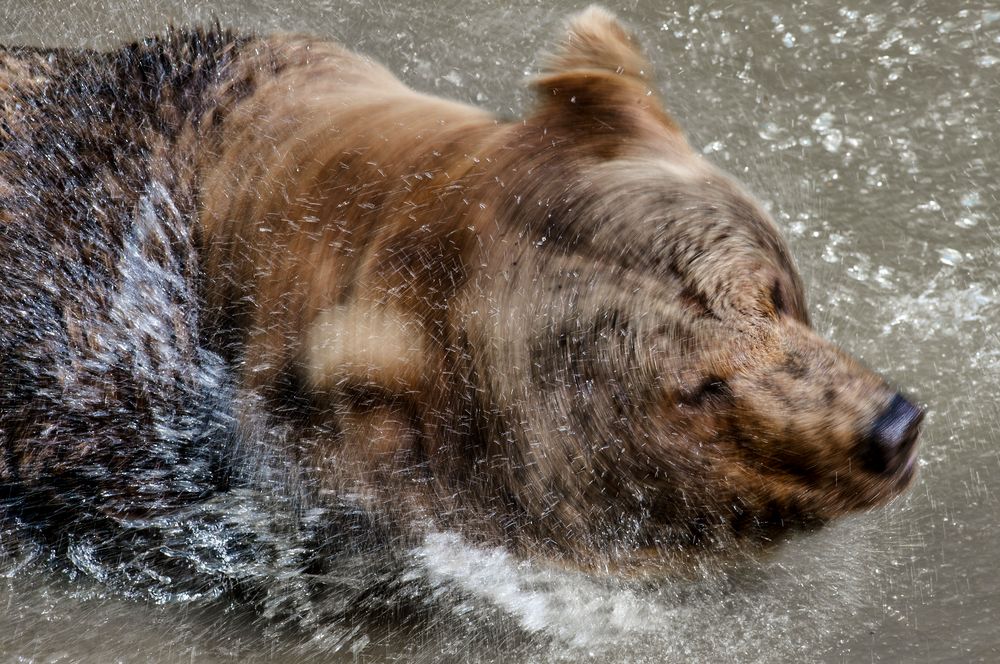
[861, 393, 923, 474]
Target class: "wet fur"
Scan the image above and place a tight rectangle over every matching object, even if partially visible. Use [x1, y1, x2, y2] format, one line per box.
[0, 6, 918, 586]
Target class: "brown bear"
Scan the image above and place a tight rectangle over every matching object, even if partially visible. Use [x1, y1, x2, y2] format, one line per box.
[0, 5, 921, 591]
[195, 6, 924, 569]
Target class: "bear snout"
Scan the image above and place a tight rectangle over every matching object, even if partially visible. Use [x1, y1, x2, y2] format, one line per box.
[859, 393, 923, 475]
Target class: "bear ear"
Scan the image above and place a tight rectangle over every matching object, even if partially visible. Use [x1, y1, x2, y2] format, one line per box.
[531, 6, 681, 141]
[540, 5, 651, 82]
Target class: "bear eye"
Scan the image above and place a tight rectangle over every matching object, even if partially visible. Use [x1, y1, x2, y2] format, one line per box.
[679, 375, 731, 407]
[698, 377, 730, 400]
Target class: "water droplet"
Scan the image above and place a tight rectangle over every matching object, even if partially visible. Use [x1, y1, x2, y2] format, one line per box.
[702, 140, 724, 154]
[811, 112, 834, 133]
[759, 122, 783, 141]
[938, 248, 964, 266]
[822, 129, 844, 153]
[960, 191, 981, 208]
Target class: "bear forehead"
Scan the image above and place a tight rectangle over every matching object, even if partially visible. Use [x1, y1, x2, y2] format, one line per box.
[514, 156, 788, 263]
[502, 155, 802, 321]
[586, 157, 789, 257]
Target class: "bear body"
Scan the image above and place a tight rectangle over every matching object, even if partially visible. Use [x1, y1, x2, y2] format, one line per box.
[0, 7, 921, 594]
[0, 33, 238, 515]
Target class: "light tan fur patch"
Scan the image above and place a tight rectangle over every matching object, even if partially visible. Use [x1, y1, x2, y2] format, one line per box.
[304, 301, 427, 391]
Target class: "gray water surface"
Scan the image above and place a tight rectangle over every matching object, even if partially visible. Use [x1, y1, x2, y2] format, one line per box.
[1, 1, 997, 662]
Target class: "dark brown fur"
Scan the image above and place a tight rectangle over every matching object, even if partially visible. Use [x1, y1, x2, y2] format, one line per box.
[0, 7, 920, 578]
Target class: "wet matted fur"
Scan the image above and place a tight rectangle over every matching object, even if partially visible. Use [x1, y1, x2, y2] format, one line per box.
[0, 5, 921, 596]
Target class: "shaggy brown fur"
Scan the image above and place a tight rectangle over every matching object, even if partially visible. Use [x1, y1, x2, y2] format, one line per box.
[0, 7, 921, 576]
